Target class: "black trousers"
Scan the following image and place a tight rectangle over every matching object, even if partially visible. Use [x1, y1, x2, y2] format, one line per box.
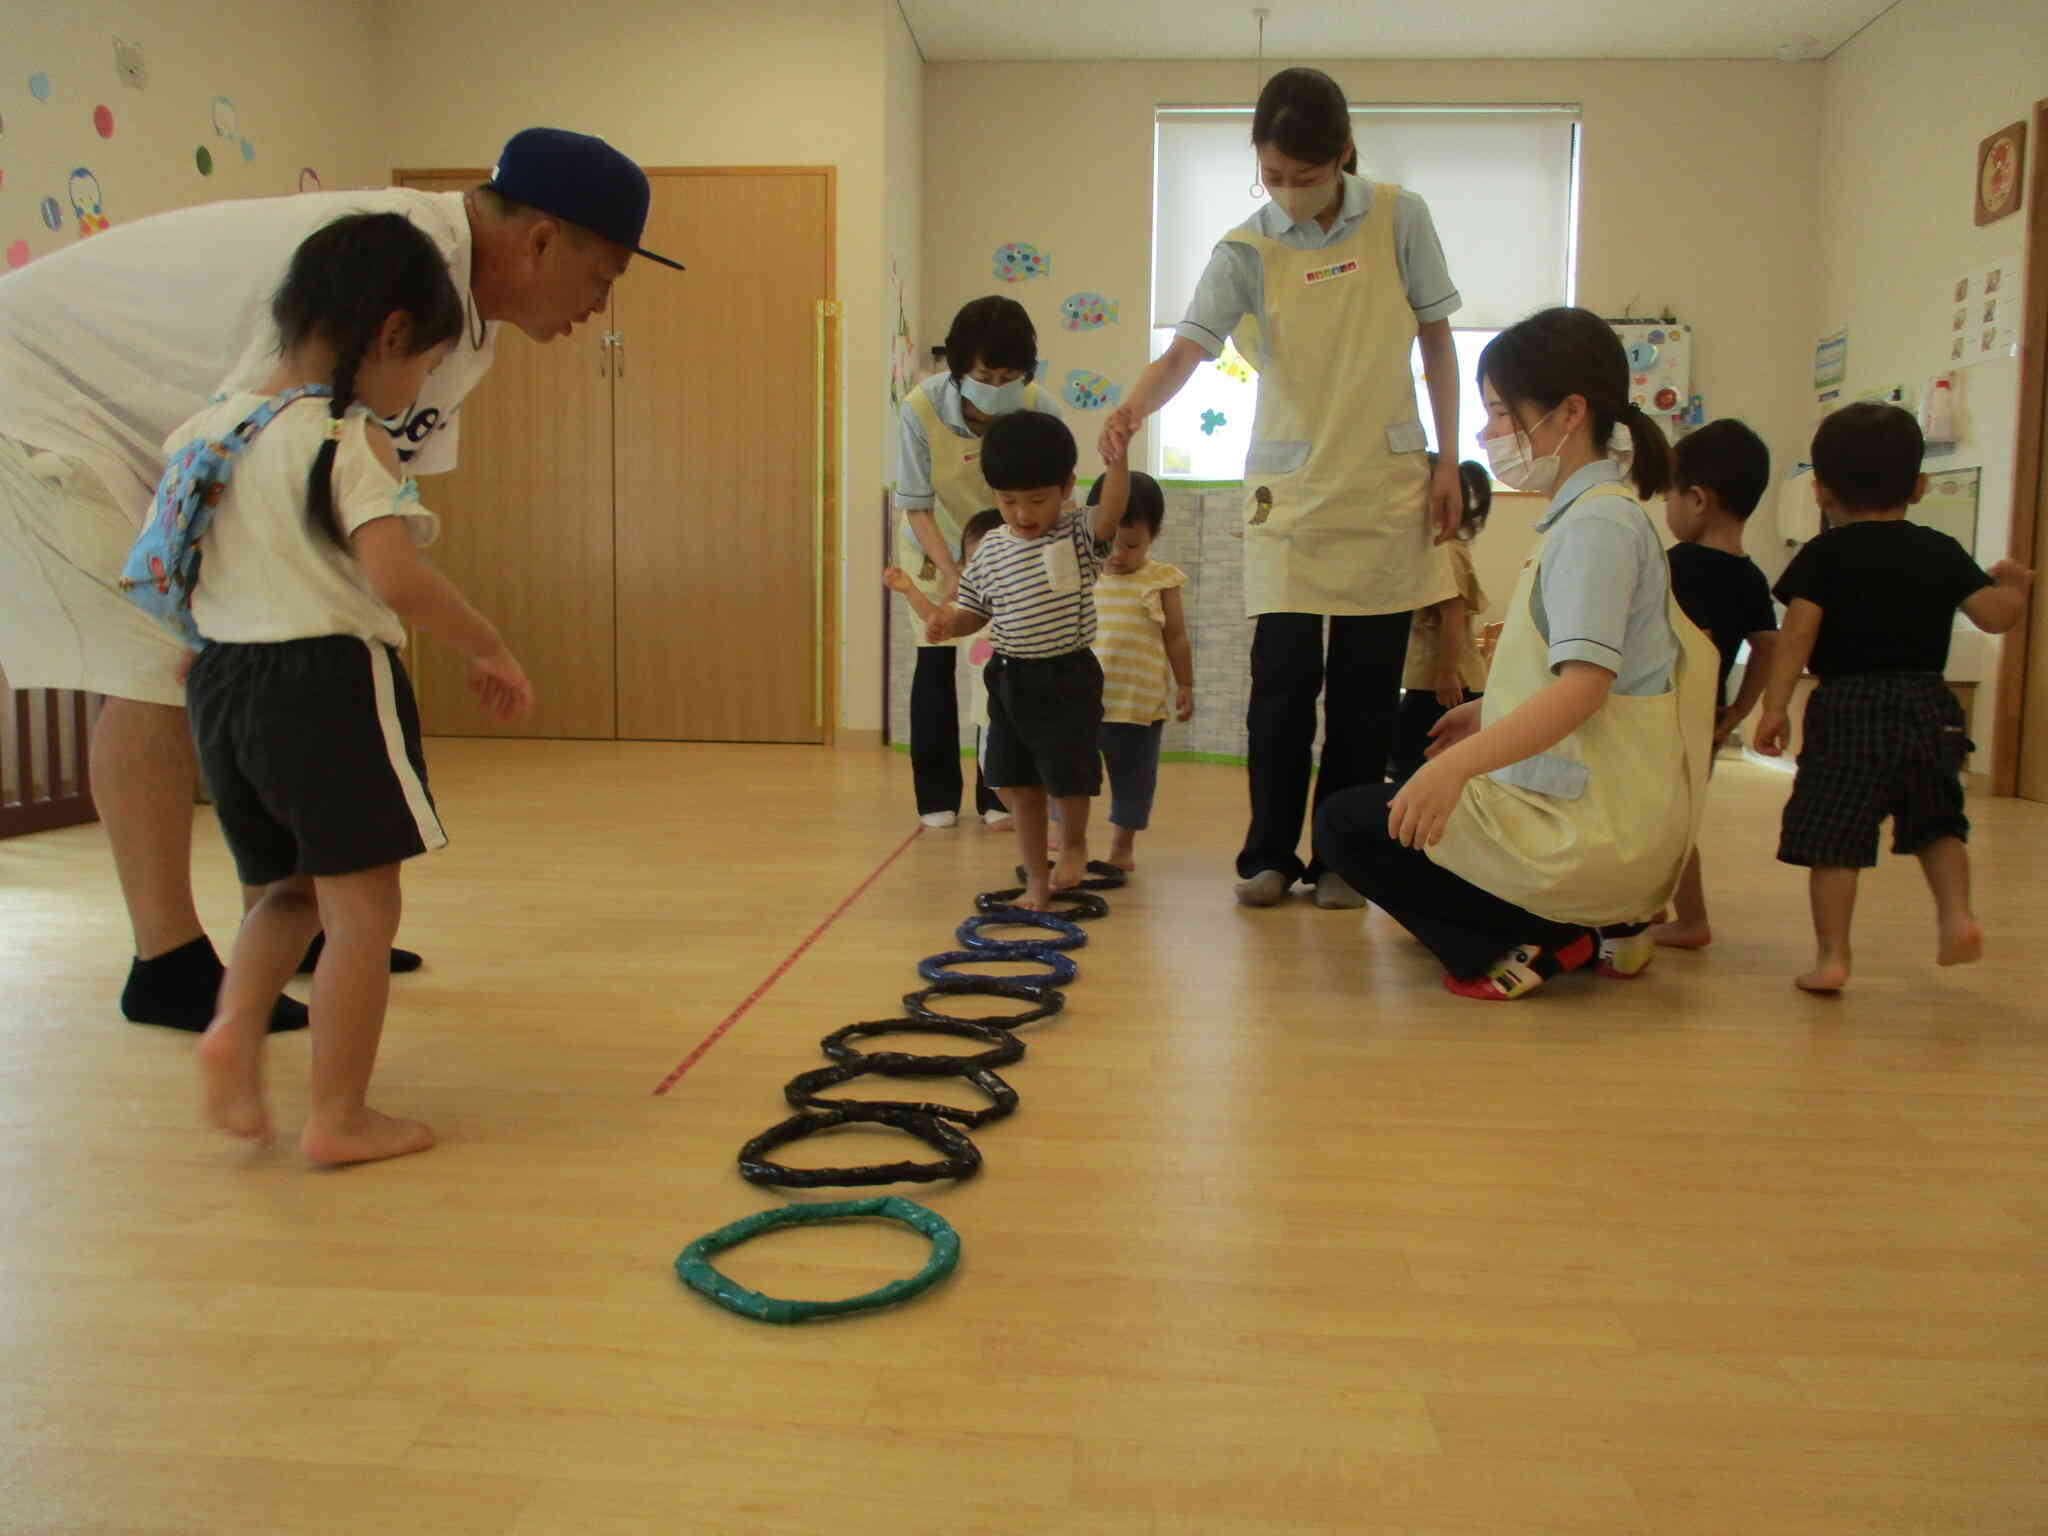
[1390, 688, 1482, 782]
[1313, 783, 1589, 980]
[1238, 611, 1412, 884]
[910, 645, 1000, 816]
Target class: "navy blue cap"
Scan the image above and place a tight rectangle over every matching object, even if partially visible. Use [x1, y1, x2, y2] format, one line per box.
[486, 127, 684, 271]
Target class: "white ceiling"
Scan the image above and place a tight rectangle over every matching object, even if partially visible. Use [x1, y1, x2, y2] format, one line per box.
[897, 0, 1898, 63]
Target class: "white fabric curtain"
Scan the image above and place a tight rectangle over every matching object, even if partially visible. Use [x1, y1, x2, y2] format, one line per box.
[1152, 107, 1580, 332]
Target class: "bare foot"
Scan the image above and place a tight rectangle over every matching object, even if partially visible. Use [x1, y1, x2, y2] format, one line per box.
[301, 1107, 436, 1168]
[1017, 874, 1054, 912]
[197, 1017, 274, 1144]
[1107, 833, 1137, 872]
[1796, 951, 1851, 994]
[1650, 919, 1713, 950]
[1937, 915, 1983, 968]
[1050, 846, 1089, 893]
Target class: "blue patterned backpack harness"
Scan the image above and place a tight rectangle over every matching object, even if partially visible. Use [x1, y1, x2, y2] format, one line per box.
[118, 385, 333, 648]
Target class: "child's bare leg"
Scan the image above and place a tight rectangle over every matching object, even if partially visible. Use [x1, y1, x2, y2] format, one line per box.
[1050, 795, 1091, 891]
[1004, 787, 1053, 908]
[301, 864, 433, 1166]
[1797, 866, 1858, 993]
[1651, 848, 1713, 949]
[198, 874, 320, 1143]
[1917, 837, 1982, 967]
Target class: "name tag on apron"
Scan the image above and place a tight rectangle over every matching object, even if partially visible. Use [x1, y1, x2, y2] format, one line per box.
[1043, 536, 1079, 594]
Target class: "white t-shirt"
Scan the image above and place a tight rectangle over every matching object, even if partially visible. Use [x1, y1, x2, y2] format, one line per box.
[0, 188, 496, 510]
[171, 393, 439, 648]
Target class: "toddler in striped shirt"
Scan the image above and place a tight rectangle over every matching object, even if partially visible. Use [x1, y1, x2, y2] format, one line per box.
[925, 411, 1122, 908]
[1083, 462, 1193, 871]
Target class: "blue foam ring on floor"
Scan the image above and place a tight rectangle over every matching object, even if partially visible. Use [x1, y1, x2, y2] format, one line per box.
[917, 947, 1079, 987]
[955, 909, 1088, 955]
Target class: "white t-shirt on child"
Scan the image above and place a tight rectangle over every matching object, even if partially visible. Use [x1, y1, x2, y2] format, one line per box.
[170, 394, 439, 649]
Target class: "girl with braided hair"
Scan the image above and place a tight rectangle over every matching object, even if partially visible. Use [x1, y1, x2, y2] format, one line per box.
[169, 211, 534, 1164]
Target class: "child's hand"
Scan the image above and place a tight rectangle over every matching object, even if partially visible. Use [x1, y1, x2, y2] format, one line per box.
[1097, 407, 1137, 465]
[175, 648, 198, 687]
[1989, 558, 2036, 591]
[1389, 756, 1468, 848]
[1753, 705, 1790, 757]
[1175, 685, 1195, 722]
[1423, 699, 1482, 758]
[469, 646, 535, 722]
[1434, 670, 1466, 709]
[924, 607, 954, 645]
[881, 565, 913, 593]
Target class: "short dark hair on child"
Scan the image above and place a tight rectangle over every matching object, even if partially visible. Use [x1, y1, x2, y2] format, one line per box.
[981, 410, 1076, 491]
[1673, 418, 1771, 519]
[945, 296, 1036, 383]
[1812, 402, 1922, 512]
[1086, 469, 1166, 534]
[959, 508, 1003, 559]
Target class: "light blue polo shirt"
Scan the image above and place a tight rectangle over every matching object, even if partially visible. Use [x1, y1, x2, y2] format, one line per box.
[892, 372, 1066, 514]
[1529, 459, 1677, 697]
[1174, 173, 1462, 357]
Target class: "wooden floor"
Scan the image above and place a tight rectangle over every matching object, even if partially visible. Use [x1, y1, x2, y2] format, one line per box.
[3, 740, 2046, 1535]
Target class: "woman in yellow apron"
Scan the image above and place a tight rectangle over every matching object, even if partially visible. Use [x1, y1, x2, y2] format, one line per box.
[1312, 307, 1718, 1000]
[1102, 68, 1466, 909]
[895, 297, 1063, 827]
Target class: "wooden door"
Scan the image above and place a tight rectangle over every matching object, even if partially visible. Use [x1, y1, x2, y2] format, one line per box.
[394, 174, 618, 739]
[2019, 358, 2048, 800]
[613, 169, 833, 743]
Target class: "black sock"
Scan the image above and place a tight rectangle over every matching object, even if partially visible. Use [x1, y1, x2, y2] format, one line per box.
[122, 935, 309, 1034]
[297, 933, 424, 975]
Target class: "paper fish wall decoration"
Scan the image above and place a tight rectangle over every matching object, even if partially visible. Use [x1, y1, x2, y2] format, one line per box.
[993, 242, 1049, 283]
[1062, 370, 1120, 411]
[1060, 292, 1118, 331]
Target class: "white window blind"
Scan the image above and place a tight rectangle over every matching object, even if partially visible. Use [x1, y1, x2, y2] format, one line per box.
[1152, 106, 1580, 332]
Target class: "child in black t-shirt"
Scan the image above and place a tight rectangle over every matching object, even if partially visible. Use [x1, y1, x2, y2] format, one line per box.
[1652, 419, 1781, 950]
[1755, 403, 2032, 993]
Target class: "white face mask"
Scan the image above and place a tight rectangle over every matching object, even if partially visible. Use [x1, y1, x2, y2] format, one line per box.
[1266, 180, 1337, 225]
[1481, 408, 1566, 495]
[960, 375, 1028, 414]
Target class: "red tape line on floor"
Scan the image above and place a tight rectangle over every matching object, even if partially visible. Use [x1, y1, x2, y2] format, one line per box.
[652, 825, 926, 1096]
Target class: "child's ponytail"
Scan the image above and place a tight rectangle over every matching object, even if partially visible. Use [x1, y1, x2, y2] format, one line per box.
[271, 212, 465, 550]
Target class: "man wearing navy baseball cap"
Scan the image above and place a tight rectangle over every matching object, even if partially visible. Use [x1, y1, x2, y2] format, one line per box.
[0, 124, 681, 1034]
[467, 127, 684, 345]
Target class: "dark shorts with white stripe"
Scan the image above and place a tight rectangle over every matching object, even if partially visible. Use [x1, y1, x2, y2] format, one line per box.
[187, 635, 446, 886]
[1778, 673, 1971, 870]
[984, 648, 1104, 799]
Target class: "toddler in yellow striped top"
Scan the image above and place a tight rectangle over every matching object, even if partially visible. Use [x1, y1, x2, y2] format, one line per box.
[1083, 452, 1193, 870]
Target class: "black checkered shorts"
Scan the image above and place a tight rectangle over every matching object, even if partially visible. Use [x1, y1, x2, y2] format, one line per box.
[1778, 674, 1971, 869]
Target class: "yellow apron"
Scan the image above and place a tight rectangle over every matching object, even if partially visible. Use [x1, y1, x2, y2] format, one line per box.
[1426, 483, 1718, 927]
[1230, 183, 1453, 619]
[898, 381, 1059, 634]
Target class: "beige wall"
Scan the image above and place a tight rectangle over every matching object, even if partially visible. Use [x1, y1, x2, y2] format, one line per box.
[374, 0, 897, 731]
[1816, 0, 2048, 745]
[873, 2, 926, 734]
[3, 0, 386, 261]
[923, 57, 1823, 585]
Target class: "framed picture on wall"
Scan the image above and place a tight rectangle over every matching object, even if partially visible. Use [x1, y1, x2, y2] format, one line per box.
[1975, 120, 2025, 226]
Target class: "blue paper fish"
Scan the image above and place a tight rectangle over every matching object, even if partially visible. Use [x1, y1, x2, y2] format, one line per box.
[993, 242, 1050, 283]
[1063, 370, 1121, 412]
[1060, 292, 1118, 331]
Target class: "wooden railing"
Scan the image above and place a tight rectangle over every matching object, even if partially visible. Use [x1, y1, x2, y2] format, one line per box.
[0, 685, 100, 837]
